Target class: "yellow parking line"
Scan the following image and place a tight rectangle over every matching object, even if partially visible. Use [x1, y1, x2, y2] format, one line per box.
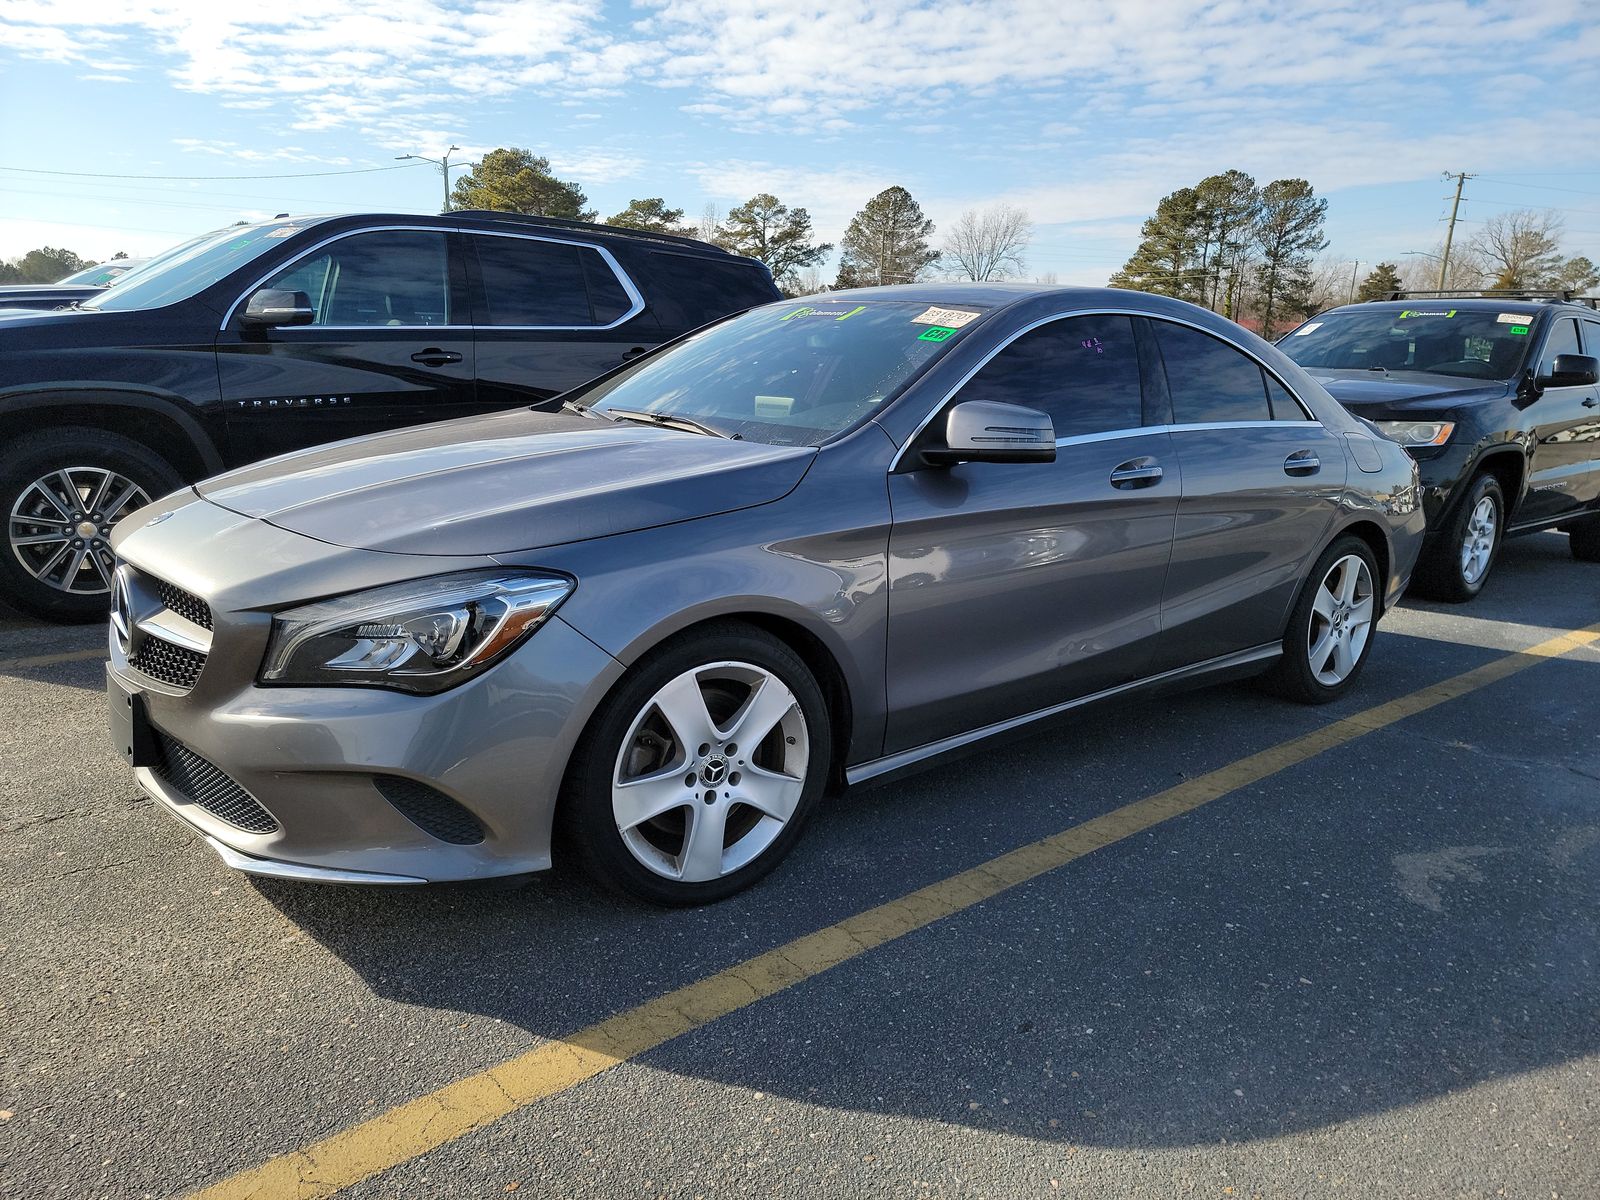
[0, 647, 106, 671]
[192, 621, 1600, 1200]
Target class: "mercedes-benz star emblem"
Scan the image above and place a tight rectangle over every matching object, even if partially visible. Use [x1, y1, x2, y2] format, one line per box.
[700, 757, 728, 787]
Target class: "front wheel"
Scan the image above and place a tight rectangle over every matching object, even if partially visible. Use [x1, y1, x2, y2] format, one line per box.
[1265, 536, 1380, 705]
[1413, 473, 1504, 603]
[560, 623, 832, 905]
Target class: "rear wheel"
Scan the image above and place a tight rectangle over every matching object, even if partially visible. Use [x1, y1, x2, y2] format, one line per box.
[0, 428, 181, 622]
[1265, 536, 1379, 705]
[1569, 515, 1600, 563]
[560, 623, 831, 905]
[1412, 473, 1504, 603]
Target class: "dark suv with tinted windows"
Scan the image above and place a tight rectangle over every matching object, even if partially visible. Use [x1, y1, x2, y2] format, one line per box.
[0, 212, 779, 620]
[1279, 291, 1600, 600]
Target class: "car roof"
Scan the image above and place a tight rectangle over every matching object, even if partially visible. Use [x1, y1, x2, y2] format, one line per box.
[1336, 294, 1599, 315]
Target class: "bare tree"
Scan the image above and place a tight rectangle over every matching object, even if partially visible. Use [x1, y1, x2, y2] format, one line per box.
[940, 205, 1031, 281]
[1396, 243, 1488, 292]
[791, 266, 827, 295]
[1469, 209, 1564, 289]
[696, 203, 720, 244]
[1035, 271, 1059, 285]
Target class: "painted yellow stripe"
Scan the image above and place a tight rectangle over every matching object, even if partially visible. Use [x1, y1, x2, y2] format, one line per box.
[0, 647, 106, 671]
[191, 621, 1600, 1200]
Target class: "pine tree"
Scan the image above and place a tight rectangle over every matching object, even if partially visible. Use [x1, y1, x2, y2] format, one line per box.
[716, 194, 831, 292]
[606, 198, 690, 236]
[833, 186, 937, 288]
[1110, 187, 1204, 300]
[449, 148, 594, 220]
[1356, 262, 1403, 301]
[1252, 179, 1328, 338]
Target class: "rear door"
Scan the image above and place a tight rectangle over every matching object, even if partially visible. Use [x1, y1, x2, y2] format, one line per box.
[466, 232, 664, 411]
[1148, 318, 1347, 671]
[1518, 315, 1600, 526]
[218, 227, 475, 463]
[884, 313, 1179, 752]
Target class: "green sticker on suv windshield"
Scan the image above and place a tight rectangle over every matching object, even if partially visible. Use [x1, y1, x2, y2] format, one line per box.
[1508, 325, 1530, 335]
[918, 326, 957, 342]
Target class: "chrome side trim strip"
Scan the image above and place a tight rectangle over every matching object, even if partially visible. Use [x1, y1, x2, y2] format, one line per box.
[218, 223, 646, 333]
[889, 306, 1321, 471]
[204, 836, 427, 885]
[1052, 420, 1321, 449]
[845, 642, 1283, 786]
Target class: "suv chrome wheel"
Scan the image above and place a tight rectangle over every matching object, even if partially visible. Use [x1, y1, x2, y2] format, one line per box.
[1308, 553, 1374, 686]
[8, 467, 150, 596]
[1460, 494, 1498, 585]
[612, 660, 809, 883]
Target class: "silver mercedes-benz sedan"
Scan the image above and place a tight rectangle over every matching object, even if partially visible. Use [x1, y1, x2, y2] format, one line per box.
[106, 285, 1425, 904]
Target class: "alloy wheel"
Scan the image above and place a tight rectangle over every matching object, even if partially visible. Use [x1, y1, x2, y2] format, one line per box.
[1307, 553, 1374, 686]
[612, 660, 809, 883]
[1460, 494, 1498, 586]
[7, 467, 150, 595]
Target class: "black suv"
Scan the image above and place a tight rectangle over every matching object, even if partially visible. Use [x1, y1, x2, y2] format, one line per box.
[1280, 291, 1600, 600]
[0, 212, 779, 620]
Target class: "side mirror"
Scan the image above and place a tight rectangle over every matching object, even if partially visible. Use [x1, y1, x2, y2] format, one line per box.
[240, 288, 315, 328]
[1538, 353, 1600, 389]
[923, 400, 1056, 466]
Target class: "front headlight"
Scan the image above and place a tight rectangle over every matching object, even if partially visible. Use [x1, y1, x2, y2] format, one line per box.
[260, 571, 573, 693]
[1375, 419, 1455, 448]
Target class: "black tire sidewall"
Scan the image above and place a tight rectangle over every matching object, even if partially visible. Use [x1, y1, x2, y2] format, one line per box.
[0, 428, 182, 622]
[1569, 514, 1600, 562]
[1272, 535, 1382, 704]
[1422, 474, 1505, 602]
[560, 623, 832, 906]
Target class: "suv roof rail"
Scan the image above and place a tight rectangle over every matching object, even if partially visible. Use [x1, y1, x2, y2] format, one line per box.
[1378, 287, 1600, 309]
[450, 210, 737, 257]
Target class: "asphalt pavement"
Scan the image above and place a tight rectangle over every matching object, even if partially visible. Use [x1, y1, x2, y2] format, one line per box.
[3, 533, 1598, 1199]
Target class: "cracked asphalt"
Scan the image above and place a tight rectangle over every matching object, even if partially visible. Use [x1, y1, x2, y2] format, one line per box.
[3, 532, 1599, 1199]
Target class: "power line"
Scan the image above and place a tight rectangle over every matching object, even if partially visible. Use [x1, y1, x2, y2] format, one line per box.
[0, 163, 427, 182]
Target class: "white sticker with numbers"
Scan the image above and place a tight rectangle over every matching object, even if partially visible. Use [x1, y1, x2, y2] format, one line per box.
[910, 306, 981, 328]
[1496, 312, 1534, 324]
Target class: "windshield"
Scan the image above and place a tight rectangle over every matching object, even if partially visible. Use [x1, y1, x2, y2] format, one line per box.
[578, 299, 984, 446]
[1281, 307, 1535, 380]
[82, 220, 320, 313]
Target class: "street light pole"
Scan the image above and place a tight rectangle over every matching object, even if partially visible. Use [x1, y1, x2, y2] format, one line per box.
[396, 146, 464, 214]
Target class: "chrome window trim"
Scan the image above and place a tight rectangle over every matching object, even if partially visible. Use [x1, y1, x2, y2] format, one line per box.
[889, 306, 1321, 471]
[1051, 419, 1321, 450]
[219, 224, 645, 333]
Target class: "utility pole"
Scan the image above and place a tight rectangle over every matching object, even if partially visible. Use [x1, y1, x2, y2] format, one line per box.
[1437, 171, 1474, 290]
[1348, 260, 1360, 304]
[396, 146, 466, 213]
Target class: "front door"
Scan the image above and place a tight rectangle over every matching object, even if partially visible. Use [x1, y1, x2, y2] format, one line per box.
[885, 314, 1178, 753]
[1145, 318, 1347, 671]
[1518, 315, 1600, 527]
[217, 228, 476, 465]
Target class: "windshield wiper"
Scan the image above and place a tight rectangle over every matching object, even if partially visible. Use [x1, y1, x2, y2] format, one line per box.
[604, 408, 739, 439]
[560, 399, 615, 420]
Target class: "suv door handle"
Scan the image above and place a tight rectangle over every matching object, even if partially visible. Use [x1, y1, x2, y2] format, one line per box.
[619, 345, 649, 363]
[1583, 396, 1599, 408]
[411, 348, 463, 367]
[1109, 458, 1163, 489]
[1284, 450, 1321, 476]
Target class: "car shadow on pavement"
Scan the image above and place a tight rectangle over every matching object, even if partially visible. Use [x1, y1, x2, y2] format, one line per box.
[254, 622, 1600, 1153]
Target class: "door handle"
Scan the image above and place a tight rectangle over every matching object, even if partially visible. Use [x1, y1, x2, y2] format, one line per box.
[1284, 450, 1321, 476]
[1109, 459, 1163, 489]
[619, 345, 649, 363]
[411, 348, 462, 367]
[1583, 396, 1599, 408]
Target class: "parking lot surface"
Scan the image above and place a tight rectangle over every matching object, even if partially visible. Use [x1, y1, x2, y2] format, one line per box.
[4, 533, 1598, 1199]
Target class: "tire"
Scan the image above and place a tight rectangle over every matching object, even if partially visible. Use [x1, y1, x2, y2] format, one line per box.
[1411, 473, 1505, 603]
[1265, 535, 1381, 705]
[0, 427, 182, 623]
[559, 622, 832, 906]
[1569, 514, 1600, 563]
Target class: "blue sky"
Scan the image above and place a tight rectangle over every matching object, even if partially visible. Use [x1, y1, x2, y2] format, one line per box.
[1, 0, 1596, 286]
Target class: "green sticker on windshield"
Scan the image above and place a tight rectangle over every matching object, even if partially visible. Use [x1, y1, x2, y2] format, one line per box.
[1398, 308, 1456, 318]
[1508, 325, 1529, 335]
[918, 326, 957, 342]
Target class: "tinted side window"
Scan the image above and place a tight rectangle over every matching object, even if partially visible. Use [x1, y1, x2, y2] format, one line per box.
[1585, 320, 1600, 356]
[1540, 317, 1582, 376]
[582, 251, 633, 324]
[1265, 374, 1308, 420]
[1155, 322, 1271, 423]
[956, 315, 1142, 439]
[644, 253, 781, 329]
[263, 230, 451, 327]
[475, 237, 593, 325]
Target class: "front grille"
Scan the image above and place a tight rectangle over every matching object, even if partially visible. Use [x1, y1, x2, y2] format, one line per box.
[157, 580, 213, 630]
[374, 776, 486, 845]
[153, 733, 278, 834]
[130, 636, 206, 689]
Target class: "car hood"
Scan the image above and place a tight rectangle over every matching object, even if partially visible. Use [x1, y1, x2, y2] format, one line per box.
[1304, 369, 1511, 416]
[196, 408, 817, 556]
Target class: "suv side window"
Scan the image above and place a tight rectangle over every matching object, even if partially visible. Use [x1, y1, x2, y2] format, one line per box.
[1153, 321, 1274, 423]
[260, 230, 451, 327]
[1585, 320, 1600, 357]
[1541, 317, 1583, 377]
[955, 314, 1143, 440]
[473, 235, 634, 327]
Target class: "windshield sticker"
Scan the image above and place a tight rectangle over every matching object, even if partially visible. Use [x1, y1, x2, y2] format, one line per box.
[1496, 312, 1534, 324]
[918, 326, 958, 342]
[1508, 325, 1530, 335]
[1292, 321, 1323, 336]
[911, 306, 980, 328]
[1398, 309, 1455, 318]
[781, 304, 868, 321]
[264, 227, 302, 239]
[754, 395, 794, 417]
